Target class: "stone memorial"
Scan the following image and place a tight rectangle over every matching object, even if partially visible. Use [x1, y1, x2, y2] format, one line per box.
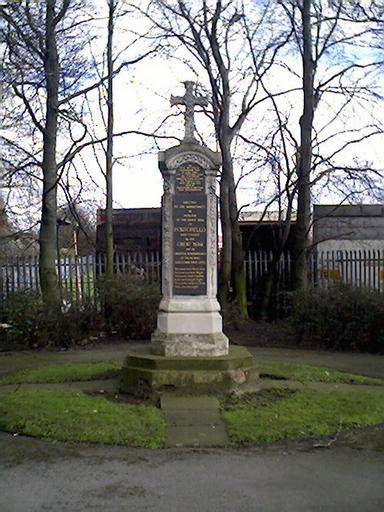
[120, 81, 258, 395]
[151, 81, 228, 357]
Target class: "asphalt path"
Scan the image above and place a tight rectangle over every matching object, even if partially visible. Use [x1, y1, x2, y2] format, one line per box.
[1, 431, 384, 512]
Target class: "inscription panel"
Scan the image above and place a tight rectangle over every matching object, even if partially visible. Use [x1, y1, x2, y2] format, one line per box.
[173, 165, 207, 295]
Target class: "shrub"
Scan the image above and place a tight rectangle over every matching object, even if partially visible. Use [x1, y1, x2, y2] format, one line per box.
[290, 284, 384, 353]
[100, 274, 160, 340]
[0, 290, 44, 347]
[0, 289, 100, 348]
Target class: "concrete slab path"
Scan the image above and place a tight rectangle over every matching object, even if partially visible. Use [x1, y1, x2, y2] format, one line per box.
[161, 394, 229, 448]
[248, 346, 384, 379]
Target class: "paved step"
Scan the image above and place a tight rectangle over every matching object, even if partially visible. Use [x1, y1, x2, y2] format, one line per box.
[160, 394, 230, 448]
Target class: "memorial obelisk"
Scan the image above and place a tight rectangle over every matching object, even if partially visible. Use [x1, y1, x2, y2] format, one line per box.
[120, 82, 258, 396]
[151, 81, 228, 357]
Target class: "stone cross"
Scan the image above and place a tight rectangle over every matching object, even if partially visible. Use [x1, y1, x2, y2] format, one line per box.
[171, 81, 208, 143]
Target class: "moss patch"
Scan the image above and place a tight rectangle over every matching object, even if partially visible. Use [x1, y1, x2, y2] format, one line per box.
[222, 387, 384, 443]
[0, 389, 165, 448]
[259, 361, 384, 385]
[0, 361, 122, 385]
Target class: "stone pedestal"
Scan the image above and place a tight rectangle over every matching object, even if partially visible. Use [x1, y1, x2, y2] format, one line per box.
[151, 142, 229, 357]
[121, 345, 259, 396]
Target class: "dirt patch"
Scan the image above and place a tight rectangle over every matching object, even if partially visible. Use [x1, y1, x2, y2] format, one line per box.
[225, 319, 297, 348]
[86, 389, 160, 408]
[221, 388, 295, 408]
[225, 318, 328, 350]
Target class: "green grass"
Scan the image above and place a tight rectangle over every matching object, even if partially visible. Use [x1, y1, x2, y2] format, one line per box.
[0, 361, 122, 385]
[259, 361, 384, 385]
[0, 389, 165, 448]
[222, 387, 384, 443]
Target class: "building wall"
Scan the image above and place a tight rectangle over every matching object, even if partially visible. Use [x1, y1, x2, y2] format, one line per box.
[316, 239, 384, 252]
[96, 208, 161, 253]
[313, 204, 384, 245]
[313, 205, 384, 289]
[96, 208, 296, 254]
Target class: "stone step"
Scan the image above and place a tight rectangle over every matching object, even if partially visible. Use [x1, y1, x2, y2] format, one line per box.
[164, 408, 222, 426]
[161, 393, 230, 448]
[161, 394, 220, 410]
[166, 424, 229, 448]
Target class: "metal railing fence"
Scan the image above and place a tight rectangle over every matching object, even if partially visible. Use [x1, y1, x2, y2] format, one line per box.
[1, 249, 383, 306]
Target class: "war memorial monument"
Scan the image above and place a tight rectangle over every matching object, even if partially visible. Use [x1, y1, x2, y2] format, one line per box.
[120, 81, 258, 395]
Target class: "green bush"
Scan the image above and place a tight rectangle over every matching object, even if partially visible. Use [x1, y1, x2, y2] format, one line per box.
[0, 290, 100, 348]
[0, 290, 43, 346]
[100, 274, 160, 340]
[290, 284, 384, 353]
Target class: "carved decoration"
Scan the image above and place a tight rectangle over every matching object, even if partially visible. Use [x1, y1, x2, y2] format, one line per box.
[206, 175, 218, 297]
[163, 174, 172, 194]
[167, 152, 212, 170]
[161, 175, 174, 297]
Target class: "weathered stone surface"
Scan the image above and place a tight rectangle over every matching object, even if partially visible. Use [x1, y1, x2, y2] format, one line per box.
[165, 424, 229, 448]
[120, 345, 259, 396]
[151, 331, 228, 357]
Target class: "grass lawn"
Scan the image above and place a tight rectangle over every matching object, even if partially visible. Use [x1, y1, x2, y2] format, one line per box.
[0, 389, 165, 448]
[259, 361, 384, 385]
[222, 387, 384, 443]
[0, 361, 122, 385]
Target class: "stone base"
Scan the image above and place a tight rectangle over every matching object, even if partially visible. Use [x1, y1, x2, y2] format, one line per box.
[120, 345, 259, 396]
[152, 298, 229, 357]
[151, 330, 229, 357]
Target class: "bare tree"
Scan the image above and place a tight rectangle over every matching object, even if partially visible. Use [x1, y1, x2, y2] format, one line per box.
[134, 0, 291, 318]
[276, 0, 384, 289]
[0, 0, 98, 306]
[0, 0, 152, 304]
[79, 0, 157, 279]
[105, 0, 115, 278]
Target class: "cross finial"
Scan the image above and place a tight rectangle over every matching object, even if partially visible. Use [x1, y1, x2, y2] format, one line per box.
[171, 81, 208, 143]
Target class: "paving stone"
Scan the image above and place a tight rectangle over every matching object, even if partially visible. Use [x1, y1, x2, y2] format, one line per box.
[161, 393, 230, 446]
[160, 394, 220, 410]
[163, 408, 222, 426]
[166, 424, 229, 448]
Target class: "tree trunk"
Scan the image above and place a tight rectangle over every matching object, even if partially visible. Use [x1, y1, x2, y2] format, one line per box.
[219, 139, 248, 320]
[105, 0, 115, 279]
[219, 177, 232, 308]
[229, 178, 248, 319]
[292, 0, 314, 290]
[39, 0, 60, 308]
